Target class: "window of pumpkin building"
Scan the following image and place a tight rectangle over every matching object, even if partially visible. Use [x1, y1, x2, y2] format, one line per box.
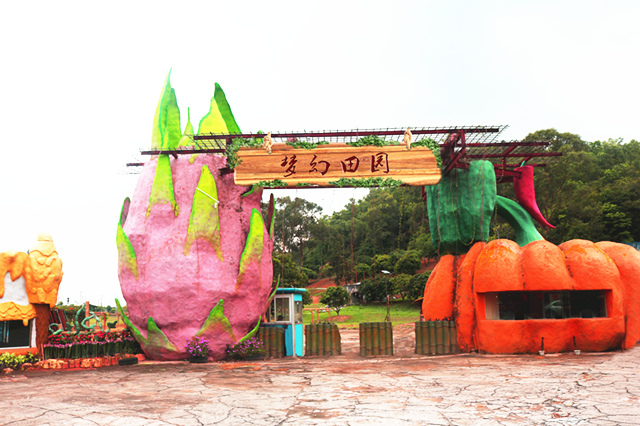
[484, 291, 608, 320]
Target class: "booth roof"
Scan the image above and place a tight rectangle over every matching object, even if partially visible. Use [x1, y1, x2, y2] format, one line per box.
[275, 288, 308, 294]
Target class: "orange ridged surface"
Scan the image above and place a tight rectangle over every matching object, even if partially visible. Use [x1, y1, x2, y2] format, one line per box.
[474, 240, 523, 293]
[453, 242, 485, 352]
[423, 238, 638, 354]
[0, 301, 37, 325]
[422, 254, 459, 320]
[596, 242, 640, 349]
[0, 251, 27, 298]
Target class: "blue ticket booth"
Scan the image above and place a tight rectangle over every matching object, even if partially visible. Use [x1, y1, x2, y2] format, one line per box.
[264, 288, 306, 357]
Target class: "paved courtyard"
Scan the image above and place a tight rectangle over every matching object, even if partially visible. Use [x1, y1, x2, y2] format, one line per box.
[2, 328, 640, 425]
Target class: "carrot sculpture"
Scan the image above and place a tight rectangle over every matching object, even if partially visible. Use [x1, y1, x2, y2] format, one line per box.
[513, 164, 555, 229]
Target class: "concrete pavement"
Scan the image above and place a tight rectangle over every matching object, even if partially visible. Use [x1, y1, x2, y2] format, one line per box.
[1, 327, 639, 425]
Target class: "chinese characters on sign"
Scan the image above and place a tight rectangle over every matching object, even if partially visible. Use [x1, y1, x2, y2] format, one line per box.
[282, 152, 390, 178]
[234, 144, 441, 187]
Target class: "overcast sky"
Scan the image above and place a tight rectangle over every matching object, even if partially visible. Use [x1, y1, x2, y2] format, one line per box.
[1, 1, 638, 306]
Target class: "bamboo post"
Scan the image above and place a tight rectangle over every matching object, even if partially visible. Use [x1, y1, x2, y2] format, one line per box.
[421, 322, 429, 355]
[450, 321, 458, 353]
[443, 321, 451, 355]
[372, 322, 380, 355]
[311, 323, 318, 356]
[269, 328, 277, 358]
[428, 321, 437, 355]
[436, 321, 444, 354]
[277, 327, 284, 358]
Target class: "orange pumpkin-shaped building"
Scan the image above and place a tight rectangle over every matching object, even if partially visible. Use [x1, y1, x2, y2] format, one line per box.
[423, 160, 640, 354]
[423, 239, 640, 353]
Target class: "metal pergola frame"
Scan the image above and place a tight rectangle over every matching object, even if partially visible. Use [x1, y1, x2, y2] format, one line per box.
[132, 125, 562, 183]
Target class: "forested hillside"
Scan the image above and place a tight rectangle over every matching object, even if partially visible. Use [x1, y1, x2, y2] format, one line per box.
[264, 129, 640, 299]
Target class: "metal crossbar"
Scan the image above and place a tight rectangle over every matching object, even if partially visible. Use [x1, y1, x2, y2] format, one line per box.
[133, 125, 562, 184]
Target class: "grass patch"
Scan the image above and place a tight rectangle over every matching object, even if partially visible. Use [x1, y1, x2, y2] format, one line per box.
[303, 301, 420, 329]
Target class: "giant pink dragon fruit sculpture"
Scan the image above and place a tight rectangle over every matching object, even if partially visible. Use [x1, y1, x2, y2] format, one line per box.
[116, 72, 274, 360]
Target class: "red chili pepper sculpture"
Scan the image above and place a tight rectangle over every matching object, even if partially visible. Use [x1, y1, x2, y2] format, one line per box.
[513, 165, 555, 229]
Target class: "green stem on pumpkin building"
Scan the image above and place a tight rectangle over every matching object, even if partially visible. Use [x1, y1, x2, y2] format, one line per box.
[426, 160, 496, 256]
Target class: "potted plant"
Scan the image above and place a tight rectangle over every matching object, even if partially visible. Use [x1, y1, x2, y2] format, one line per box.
[185, 336, 210, 363]
[226, 337, 266, 361]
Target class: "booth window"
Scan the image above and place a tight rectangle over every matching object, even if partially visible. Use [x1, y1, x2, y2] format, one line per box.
[0, 320, 32, 348]
[271, 297, 290, 322]
[484, 290, 607, 320]
[294, 300, 303, 324]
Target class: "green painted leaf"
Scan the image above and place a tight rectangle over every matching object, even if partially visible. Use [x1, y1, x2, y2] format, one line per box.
[198, 95, 228, 134]
[116, 224, 139, 279]
[147, 154, 180, 217]
[236, 209, 265, 289]
[151, 70, 182, 150]
[237, 317, 261, 344]
[214, 83, 241, 134]
[177, 107, 195, 148]
[115, 298, 145, 342]
[119, 197, 130, 226]
[184, 165, 223, 260]
[145, 316, 180, 354]
[196, 299, 236, 342]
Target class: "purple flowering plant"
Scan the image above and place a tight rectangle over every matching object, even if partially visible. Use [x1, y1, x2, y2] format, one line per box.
[185, 336, 210, 358]
[226, 337, 265, 360]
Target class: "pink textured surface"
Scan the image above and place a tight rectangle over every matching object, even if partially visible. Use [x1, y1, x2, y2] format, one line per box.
[119, 154, 273, 360]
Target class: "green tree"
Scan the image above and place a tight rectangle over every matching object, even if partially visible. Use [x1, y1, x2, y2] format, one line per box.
[320, 286, 350, 315]
[359, 277, 390, 303]
[373, 254, 393, 273]
[408, 271, 431, 301]
[395, 250, 422, 275]
[523, 128, 588, 152]
[269, 196, 322, 269]
[408, 233, 437, 261]
[391, 274, 412, 300]
[301, 291, 313, 306]
[354, 263, 371, 281]
[272, 253, 309, 287]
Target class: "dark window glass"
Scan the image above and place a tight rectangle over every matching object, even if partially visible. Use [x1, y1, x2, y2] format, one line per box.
[0, 320, 31, 348]
[485, 291, 607, 320]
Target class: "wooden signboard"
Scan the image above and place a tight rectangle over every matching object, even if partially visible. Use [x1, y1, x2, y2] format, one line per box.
[234, 144, 441, 187]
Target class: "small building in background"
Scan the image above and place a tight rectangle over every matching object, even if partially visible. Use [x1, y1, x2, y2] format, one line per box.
[344, 282, 363, 304]
[0, 234, 63, 356]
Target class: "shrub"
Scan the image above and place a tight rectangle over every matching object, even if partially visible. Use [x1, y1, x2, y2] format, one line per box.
[185, 336, 210, 358]
[226, 337, 265, 360]
[0, 352, 38, 371]
[320, 286, 350, 315]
